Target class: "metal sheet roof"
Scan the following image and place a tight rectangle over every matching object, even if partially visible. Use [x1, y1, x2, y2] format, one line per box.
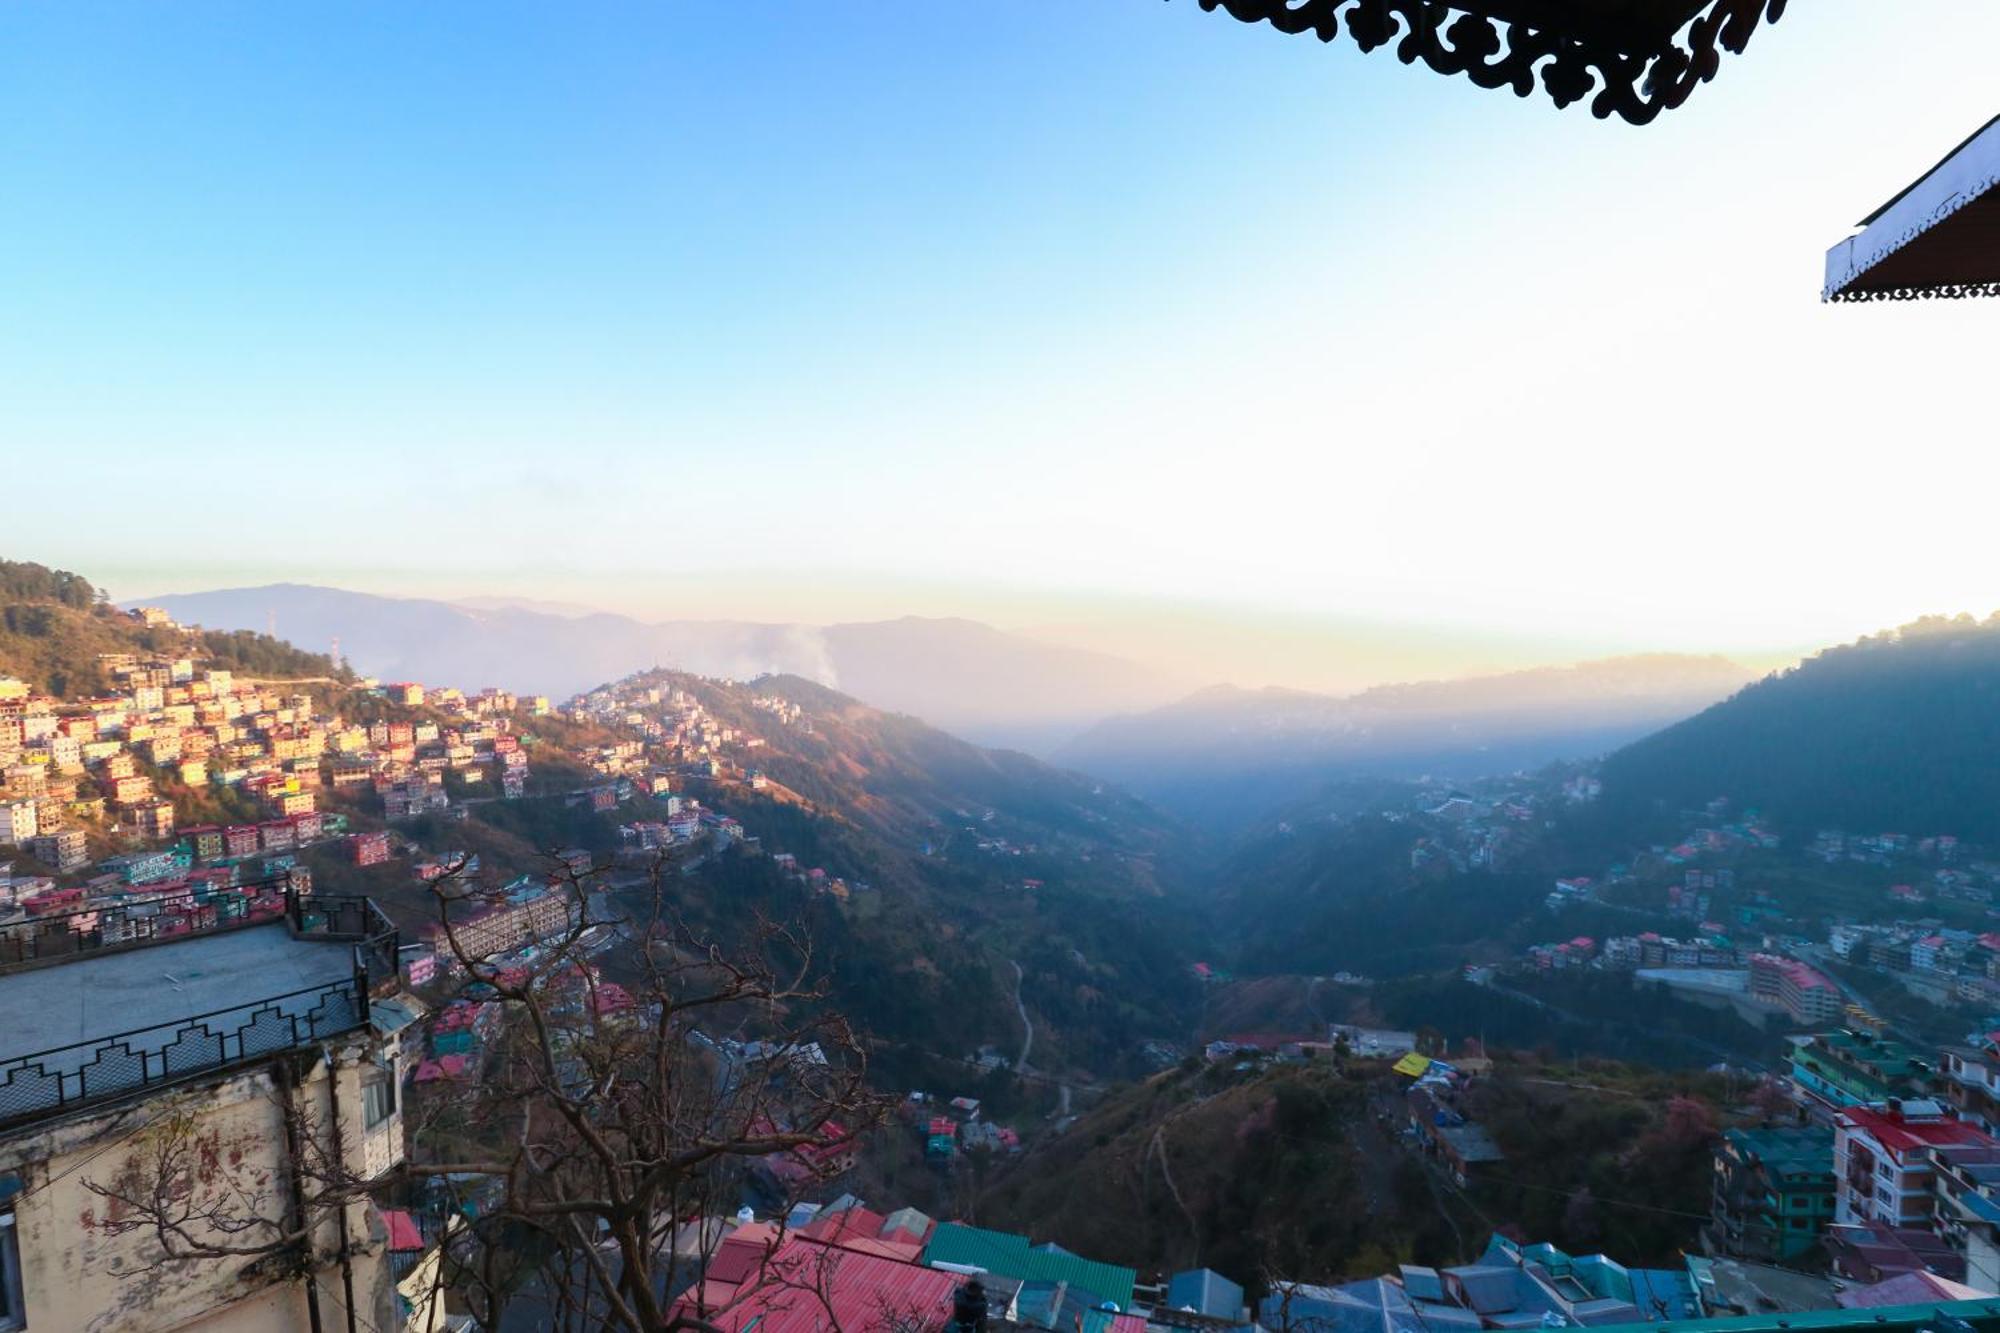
[694, 1238, 960, 1333]
[922, 1223, 1137, 1310]
[1825, 116, 2000, 301]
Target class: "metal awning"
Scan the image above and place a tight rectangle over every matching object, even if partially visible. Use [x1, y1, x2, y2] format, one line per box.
[1191, 0, 1789, 124]
[1824, 115, 2000, 302]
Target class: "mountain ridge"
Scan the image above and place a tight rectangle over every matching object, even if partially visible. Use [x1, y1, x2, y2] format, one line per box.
[135, 583, 1189, 753]
[1058, 652, 1758, 823]
[1598, 614, 2000, 841]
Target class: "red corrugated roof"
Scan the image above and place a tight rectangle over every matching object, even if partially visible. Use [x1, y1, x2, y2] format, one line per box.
[1843, 1106, 1996, 1155]
[380, 1209, 425, 1251]
[706, 1233, 776, 1286]
[801, 1206, 887, 1243]
[686, 1238, 959, 1333]
[1839, 1270, 1989, 1308]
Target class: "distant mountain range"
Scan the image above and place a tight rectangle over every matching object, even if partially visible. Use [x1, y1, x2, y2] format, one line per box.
[1599, 615, 2000, 841]
[135, 584, 1187, 754]
[1059, 654, 1759, 821]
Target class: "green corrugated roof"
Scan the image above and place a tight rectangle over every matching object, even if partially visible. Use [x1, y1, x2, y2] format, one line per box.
[922, 1222, 1136, 1309]
[1724, 1126, 1834, 1179]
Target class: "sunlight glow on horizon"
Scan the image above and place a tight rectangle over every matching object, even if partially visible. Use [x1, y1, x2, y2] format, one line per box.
[8, 0, 2000, 692]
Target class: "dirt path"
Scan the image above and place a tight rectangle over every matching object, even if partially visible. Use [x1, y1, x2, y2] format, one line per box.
[1150, 1122, 1202, 1262]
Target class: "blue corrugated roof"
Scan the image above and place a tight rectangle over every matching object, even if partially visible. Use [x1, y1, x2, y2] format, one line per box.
[1167, 1268, 1245, 1320]
[1631, 1268, 1702, 1323]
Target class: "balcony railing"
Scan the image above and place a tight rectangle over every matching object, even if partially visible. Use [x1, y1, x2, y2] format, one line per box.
[291, 892, 402, 991]
[0, 879, 401, 989]
[0, 975, 367, 1131]
[0, 876, 295, 972]
[0, 881, 405, 1131]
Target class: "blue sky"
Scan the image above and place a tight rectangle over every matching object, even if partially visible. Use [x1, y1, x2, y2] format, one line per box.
[6, 2, 1999, 680]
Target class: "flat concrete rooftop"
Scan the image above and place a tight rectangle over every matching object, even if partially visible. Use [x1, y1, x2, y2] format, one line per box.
[0, 924, 363, 1122]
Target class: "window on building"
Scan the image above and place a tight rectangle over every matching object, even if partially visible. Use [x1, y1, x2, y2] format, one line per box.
[363, 1073, 397, 1130]
[0, 1212, 23, 1332]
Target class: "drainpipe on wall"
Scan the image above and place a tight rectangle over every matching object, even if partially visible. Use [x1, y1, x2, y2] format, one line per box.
[320, 1045, 361, 1333]
[275, 1054, 327, 1333]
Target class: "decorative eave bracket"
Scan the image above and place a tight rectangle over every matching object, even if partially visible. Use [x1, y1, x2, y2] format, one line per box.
[1190, 0, 1788, 126]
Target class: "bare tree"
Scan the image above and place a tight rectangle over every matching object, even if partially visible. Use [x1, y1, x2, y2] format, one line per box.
[86, 849, 887, 1333]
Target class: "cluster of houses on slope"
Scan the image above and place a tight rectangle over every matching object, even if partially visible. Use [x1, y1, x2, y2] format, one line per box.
[1706, 1096, 2000, 1296]
[1188, 1012, 2000, 1325]
[650, 1189, 2000, 1333]
[1693, 1022, 2000, 1297]
[903, 1090, 1021, 1165]
[1512, 787, 2000, 1026]
[1824, 920, 2000, 1009]
[0, 635, 559, 920]
[564, 674, 908, 899]
[563, 678, 766, 780]
[1404, 779, 1548, 875]
[1518, 903, 2000, 1029]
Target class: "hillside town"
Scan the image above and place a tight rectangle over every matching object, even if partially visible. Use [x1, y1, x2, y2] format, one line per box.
[22, 610, 2000, 1333]
[0, 606, 558, 913]
[0, 611, 810, 929]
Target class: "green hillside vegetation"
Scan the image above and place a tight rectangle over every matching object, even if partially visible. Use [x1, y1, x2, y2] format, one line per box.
[725, 673, 1177, 850]
[977, 1054, 1740, 1297]
[0, 558, 99, 608]
[0, 559, 342, 697]
[1599, 615, 2000, 839]
[577, 670, 1210, 1076]
[253, 661, 1205, 1084]
[1369, 975, 1780, 1069]
[1208, 813, 1552, 978]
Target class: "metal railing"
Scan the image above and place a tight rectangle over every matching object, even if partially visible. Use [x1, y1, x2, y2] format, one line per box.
[0, 876, 296, 973]
[0, 880, 402, 986]
[0, 881, 406, 1130]
[293, 892, 402, 989]
[0, 975, 367, 1130]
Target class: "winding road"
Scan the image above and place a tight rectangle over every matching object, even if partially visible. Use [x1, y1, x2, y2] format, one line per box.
[1011, 959, 1034, 1072]
[1010, 959, 1076, 1122]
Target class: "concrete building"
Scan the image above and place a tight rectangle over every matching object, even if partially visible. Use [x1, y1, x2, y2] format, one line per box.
[1788, 1031, 1933, 1110]
[0, 887, 420, 1331]
[28, 828, 87, 873]
[1834, 1101, 1996, 1229]
[1749, 954, 1846, 1026]
[1943, 1042, 2000, 1136]
[0, 802, 36, 848]
[1929, 1141, 2000, 1292]
[1707, 1126, 1837, 1263]
[422, 882, 575, 966]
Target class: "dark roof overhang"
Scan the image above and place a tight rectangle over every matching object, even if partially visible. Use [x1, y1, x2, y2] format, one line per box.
[1190, 0, 1788, 125]
[1824, 115, 2000, 302]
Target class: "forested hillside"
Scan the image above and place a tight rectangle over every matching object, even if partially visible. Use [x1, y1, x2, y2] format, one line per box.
[1060, 655, 1752, 825]
[1599, 615, 2000, 839]
[604, 670, 1209, 1080]
[0, 558, 342, 696]
[977, 1053, 1742, 1294]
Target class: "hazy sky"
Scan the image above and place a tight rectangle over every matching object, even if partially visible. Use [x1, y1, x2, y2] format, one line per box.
[5, 2, 1998, 677]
